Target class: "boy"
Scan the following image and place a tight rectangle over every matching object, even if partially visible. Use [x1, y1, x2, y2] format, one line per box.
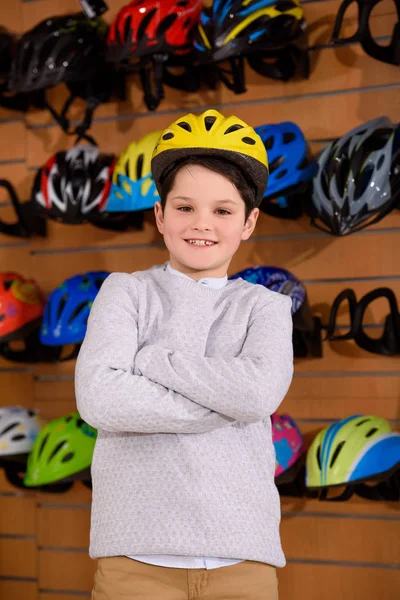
[75, 109, 294, 599]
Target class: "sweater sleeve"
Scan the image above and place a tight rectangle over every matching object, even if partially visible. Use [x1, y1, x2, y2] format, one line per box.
[74, 273, 236, 434]
[135, 293, 294, 422]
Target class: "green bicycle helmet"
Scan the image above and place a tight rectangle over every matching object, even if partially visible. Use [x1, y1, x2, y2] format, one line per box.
[306, 414, 400, 488]
[24, 411, 97, 487]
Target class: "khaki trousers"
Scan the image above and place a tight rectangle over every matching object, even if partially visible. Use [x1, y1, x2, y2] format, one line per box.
[92, 556, 279, 600]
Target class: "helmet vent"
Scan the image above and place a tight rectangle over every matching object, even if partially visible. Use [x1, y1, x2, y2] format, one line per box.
[178, 121, 192, 132]
[69, 301, 88, 324]
[138, 9, 157, 40]
[4, 278, 13, 291]
[177, 0, 189, 5]
[0, 422, 18, 436]
[65, 415, 73, 423]
[77, 419, 85, 429]
[162, 132, 174, 140]
[275, 168, 288, 180]
[356, 418, 370, 427]
[283, 132, 295, 144]
[224, 124, 242, 134]
[269, 156, 284, 174]
[136, 154, 144, 180]
[38, 433, 49, 458]
[366, 427, 378, 438]
[297, 155, 309, 170]
[316, 444, 322, 469]
[93, 277, 106, 291]
[57, 294, 68, 322]
[27, 410, 35, 417]
[242, 136, 256, 145]
[376, 154, 385, 171]
[157, 14, 178, 36]
[48, 440, 66, 462]
[183, 17, 192, 29]
[205, 116, 217, 130]
[62, 452, 74, 463]
[12, 434, 26, 442]
[277, 1, 298, 11]
[330, 441, 345, 467]
[263, 136, 274, 151]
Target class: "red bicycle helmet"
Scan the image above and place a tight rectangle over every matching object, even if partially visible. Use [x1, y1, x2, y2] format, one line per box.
[107, 0, 202, 110]
[0, 273, 46, 343]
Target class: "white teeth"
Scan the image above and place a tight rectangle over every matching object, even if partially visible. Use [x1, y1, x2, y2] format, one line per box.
[187, 239, 215, 246]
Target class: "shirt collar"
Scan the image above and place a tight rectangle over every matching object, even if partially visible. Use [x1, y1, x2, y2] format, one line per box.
[166, 262, 228, 289]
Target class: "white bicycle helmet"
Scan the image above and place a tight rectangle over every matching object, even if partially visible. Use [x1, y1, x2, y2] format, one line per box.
[0, 406, 43, 457]
[311, 116, 400, 236]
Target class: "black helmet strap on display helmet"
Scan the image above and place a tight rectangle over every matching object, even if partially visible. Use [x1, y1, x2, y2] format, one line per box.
[332, 0, 400, 66]
[326, 287, 400, 355]
[247, 43, 310, 82]
[0, 180, 46, 239]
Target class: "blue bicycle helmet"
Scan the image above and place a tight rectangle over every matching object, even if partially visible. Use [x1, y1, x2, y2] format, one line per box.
[40, 271, 109, 346]
[255, 122, 317, 219]
[229, 266, 306, 315]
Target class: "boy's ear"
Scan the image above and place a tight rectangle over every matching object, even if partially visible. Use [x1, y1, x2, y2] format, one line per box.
[154, 201, 164, 235]
[241, 208, 259, 241]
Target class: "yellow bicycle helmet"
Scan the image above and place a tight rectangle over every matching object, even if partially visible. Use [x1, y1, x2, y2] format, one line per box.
[151, 109, 269, 204]
[106, 130, 162, 212]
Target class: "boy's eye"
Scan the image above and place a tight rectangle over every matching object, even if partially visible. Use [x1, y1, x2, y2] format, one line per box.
[216, 209, 231, 215]
[177, 206, 192, 212]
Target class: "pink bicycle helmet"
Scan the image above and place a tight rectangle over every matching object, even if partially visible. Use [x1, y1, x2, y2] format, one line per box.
[272, 413, 304, 480]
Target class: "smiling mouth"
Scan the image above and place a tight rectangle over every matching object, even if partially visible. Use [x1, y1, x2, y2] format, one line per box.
[185, 239, 218, 247]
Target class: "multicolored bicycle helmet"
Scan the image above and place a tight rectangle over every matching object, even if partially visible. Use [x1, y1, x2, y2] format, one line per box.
[152, 109, 269, 203]
[272, 413, 304, 480]
[229, 266, 307, 317]
[107, 0, 203, 110]
[106, 130, 161, 212]
[229, 265, 322, 357]
[194, 0, 308, 93]
[0, 406, 43, 458]
[40, 272, 109, 350]
[311, 116, 400, 236]
[306, 415, 400, 488]
[7, 13, 121, 142]
[0, 272, 46, 343]
[255, 122, 317, 219]
[24, 411, 97, 488]
[33, 146, 116, 225]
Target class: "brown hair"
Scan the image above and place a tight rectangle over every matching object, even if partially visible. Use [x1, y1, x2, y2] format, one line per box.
[157, 155, 259, 222]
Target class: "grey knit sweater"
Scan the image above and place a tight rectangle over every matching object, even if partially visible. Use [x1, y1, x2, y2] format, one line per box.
[75, 263, 293, 566]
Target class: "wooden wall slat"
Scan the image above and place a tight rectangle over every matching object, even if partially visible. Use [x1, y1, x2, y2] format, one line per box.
[0, 539, 36, 578]
[38, 508, 90, 548]
[279, 563, 400, 600]
[28, 230, 400, 292]
[26, 87, 400, 166]
[39, 551, 96, 591]
[0, 496, 36, 535]
[27, 208, 400, 253]
[0, 581, 37, 600]
[0, 372, 33, 406]
[0, 123, 26, 162]
[281, 496, 400, 518]
[281, 516, 400, 564]
[37, 483, 92, 506]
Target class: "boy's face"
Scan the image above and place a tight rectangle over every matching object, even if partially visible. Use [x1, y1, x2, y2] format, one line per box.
[154, 163, 259, 280]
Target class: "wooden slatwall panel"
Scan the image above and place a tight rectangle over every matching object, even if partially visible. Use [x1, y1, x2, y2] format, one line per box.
[0, 0, 399, 598]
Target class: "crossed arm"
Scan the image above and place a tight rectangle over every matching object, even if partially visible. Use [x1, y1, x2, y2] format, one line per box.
[75, 273, 294, 434]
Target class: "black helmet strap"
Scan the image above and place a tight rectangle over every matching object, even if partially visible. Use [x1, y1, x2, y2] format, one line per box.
[332, 0, 400, 66]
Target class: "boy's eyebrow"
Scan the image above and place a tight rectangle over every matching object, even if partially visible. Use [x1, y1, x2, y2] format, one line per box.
[170, 196, 238, 205]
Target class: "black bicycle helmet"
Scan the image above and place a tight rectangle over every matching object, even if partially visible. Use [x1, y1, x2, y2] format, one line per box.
[311, 117, 400, 236]
[7, 13, 124, 142]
